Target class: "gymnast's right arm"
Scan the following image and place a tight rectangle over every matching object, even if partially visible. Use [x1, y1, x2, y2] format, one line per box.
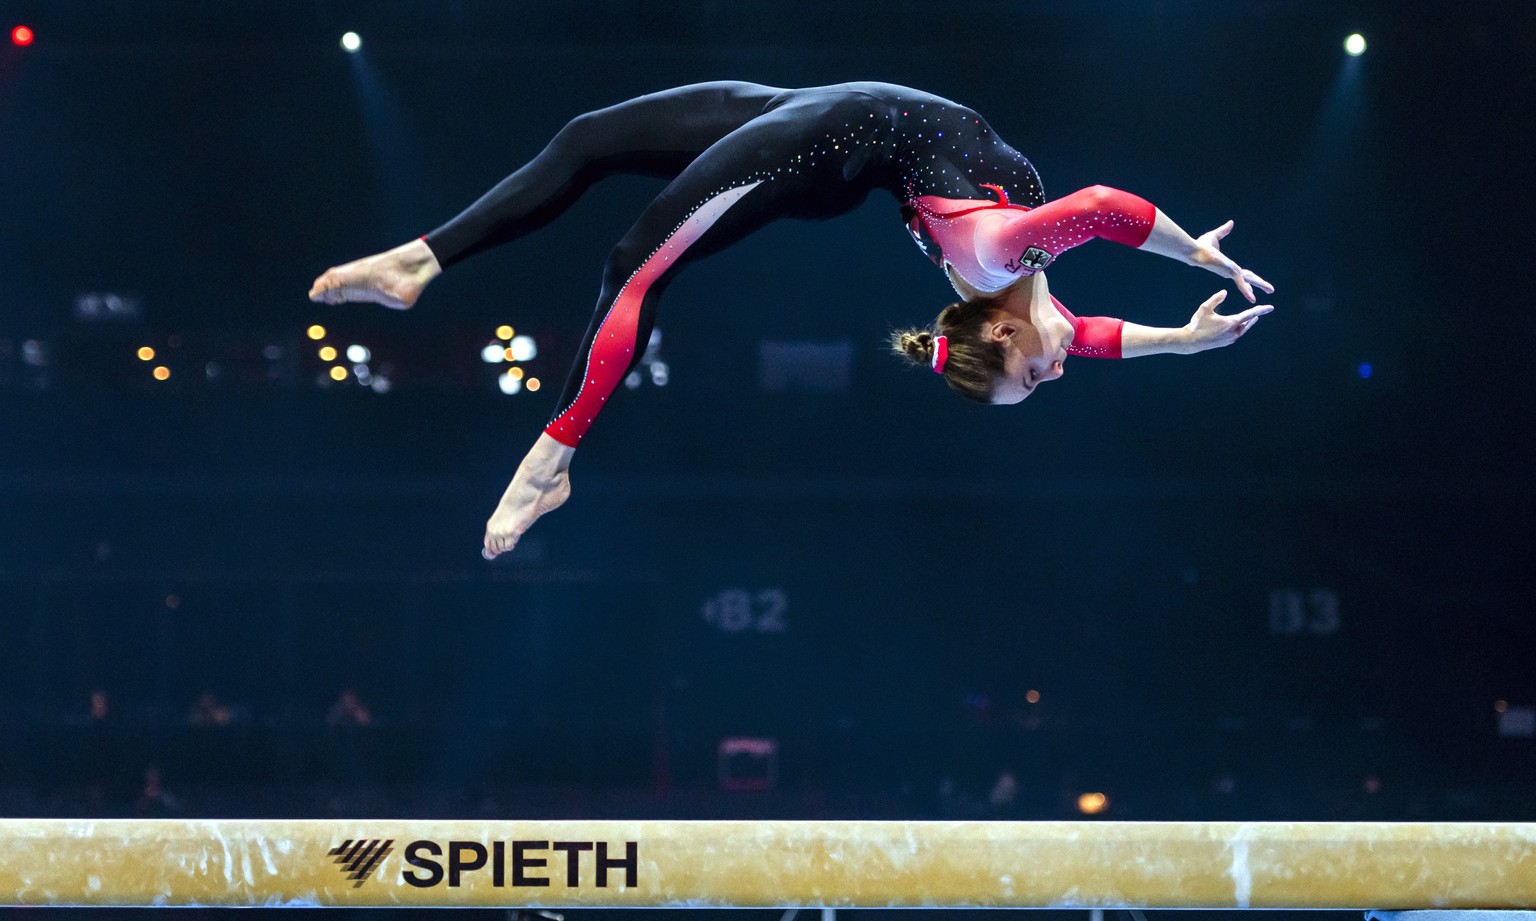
[1119, 290, 1274, 358]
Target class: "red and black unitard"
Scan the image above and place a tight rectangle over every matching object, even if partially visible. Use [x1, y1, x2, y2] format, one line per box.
[423, 82, 1158, 447]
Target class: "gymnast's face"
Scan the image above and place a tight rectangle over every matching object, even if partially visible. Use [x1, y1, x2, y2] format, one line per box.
[986, 297, 1071, 404]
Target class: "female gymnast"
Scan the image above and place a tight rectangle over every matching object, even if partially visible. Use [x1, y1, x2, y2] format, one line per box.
[307, 81, 1274, 559]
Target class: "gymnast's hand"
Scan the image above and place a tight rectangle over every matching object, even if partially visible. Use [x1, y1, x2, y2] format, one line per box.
[482, 434, 575, 560]
[1182, 290, 1273, 352]
[1190, 220, 1274, 304]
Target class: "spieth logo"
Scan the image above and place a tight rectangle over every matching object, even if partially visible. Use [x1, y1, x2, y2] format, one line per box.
[326, 838, 639, 890]
[329, 839, 396, 888]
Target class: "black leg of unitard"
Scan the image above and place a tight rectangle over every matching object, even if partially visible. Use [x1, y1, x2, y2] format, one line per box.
[545, 90, 897, 445]
[422, 82, 785, 268]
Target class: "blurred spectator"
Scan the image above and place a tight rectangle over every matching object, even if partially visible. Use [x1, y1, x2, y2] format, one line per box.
[187, 691, 233, 727]
[325, 688, 372, 727]
[89, 689, 110, 722]
[81, 689, 116, 811]
[988, 769, 1019, 808]
[134, 766, 181, 816]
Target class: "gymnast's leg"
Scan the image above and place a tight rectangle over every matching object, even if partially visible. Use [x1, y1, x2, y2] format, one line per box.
[307, 81, 785, 308]
[484, 91, 890, 556]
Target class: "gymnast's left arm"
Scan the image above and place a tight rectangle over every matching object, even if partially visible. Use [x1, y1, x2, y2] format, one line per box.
[1135, 206, 1274, 305]
[1016, 186, 1275, 304]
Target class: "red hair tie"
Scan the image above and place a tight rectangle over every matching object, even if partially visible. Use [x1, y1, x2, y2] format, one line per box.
[931, 335, 949, 374]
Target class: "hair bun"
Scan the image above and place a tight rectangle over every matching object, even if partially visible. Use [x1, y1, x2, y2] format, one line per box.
[892, 329, 935, 366]
[888, 297, 1004, 403]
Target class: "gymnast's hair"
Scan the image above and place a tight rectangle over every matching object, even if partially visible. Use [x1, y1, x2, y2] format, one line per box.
[890, 293, 1009, 403]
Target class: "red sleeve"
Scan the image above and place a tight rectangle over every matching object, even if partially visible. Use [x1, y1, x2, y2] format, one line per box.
[1052, 295, 1124, 359]
[1028, 185, 1157, 248]
[985, 185, 1157, 279]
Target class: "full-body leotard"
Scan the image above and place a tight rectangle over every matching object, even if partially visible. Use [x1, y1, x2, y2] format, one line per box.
[422, 82, 1159, 447]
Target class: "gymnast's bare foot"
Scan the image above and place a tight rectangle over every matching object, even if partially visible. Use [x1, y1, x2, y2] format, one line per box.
[308, 239, 442, 310]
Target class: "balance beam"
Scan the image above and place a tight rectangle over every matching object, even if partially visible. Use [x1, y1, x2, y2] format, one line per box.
[1, 820, 1533, 909]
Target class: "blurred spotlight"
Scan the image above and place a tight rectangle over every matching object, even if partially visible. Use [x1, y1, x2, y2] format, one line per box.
[318, 345, 338, 361]
[1025, 689, 1041, 704]
[499, 371, 522, 395]
[503, 347, 516, 361]
[329, 366, 348, 381]
[11, 25, 34, 46]
[346, 344, 370, 363]
[137, 346, 155, 361]
[526, 377, 541, 392]
[496, 325, 514, 340]
[344, 29, 426, 243]
[21, 339, 48, 366]
[341, 31, 362, 53]
[74, 291, 142, 321]
[1499, 704, 1535, 739]
[1496, 699, 1509, 713]
[1345, 33, 1366, 56]
[152, 366, 171, 381]
[1076, 792, 1108, 815]
[508, 367, 524, 380]
[649, 361, 669, 387]
[480, 343, 504, 364]
[509, 335, 537, 361]
[307, 325, 327, 341]
[1357, 362, 1373, 379]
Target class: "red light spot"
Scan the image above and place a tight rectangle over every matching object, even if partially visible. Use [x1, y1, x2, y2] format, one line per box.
[11, 25, 33, 46]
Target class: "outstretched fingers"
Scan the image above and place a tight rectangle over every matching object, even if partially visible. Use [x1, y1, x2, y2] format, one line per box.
[1198, 219, 1272, 303]
[1231, 267, 1257, 303]
[1192, 289, 1273, 350]
[1230, 304, 1274, 336]
[1242, 268, 1275, 296]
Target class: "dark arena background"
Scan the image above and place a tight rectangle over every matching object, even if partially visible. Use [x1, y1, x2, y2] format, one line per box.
[2, 1, 1534, 919]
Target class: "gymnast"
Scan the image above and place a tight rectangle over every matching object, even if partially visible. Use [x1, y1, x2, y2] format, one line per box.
[307, 81, 1275, 559]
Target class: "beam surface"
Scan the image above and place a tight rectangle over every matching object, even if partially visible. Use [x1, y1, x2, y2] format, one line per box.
[1, 819, 1533, 909]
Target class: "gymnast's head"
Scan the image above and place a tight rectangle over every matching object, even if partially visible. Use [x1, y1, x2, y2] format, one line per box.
[891, 288, 1068, 404]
